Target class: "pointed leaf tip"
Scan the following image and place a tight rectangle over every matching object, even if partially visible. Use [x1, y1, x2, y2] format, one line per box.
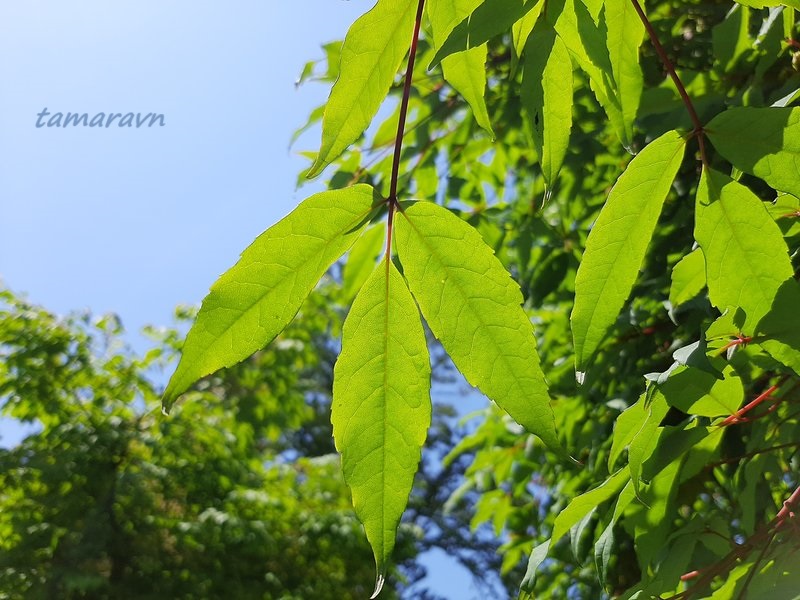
[371, 572, 386, 599]
[333, 262, 431, 596]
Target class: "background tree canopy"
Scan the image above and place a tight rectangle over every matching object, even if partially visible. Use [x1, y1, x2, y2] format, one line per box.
[3, 0, 800, 598]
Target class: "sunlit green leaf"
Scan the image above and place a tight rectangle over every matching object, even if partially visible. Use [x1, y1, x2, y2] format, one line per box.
[627, 390, 669, 493]
[308, 0, 417, 177]
[694, 169, 794, 332]
[521, 22, 573, 188]
[332, 261, 431, 597]
[669, 248, 706, 308]
[163, 185, 380, 411]
[520, 468, 629, 592]
[712, 4, 751, 73]
[659, 364, 743, 418]
[604, 0, 644, 144]
[547, 0, 628, 147]
[428, 0, 494, 136]
[707, 107, 800, 198]
[572, 130, 685, 376]
[343, 224, 386, 300]
[511, 0, 544, 68]
[395, 201, 562, 454]
[429, 0, 539, 67]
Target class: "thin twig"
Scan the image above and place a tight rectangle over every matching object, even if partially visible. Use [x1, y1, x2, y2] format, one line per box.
[629, 0, 708, 165]
[385, 0, 426, 263]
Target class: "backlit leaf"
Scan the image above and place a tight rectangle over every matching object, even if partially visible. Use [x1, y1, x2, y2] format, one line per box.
[707, 107, 800, 198]
[308, 0, 417, 177]
[604, 0, 644, 145]
[394, 201, 562, 454]
[163, 185, 380, 411]
[332, 261, 431, 597]
[669, 248, 706, 308]
[342, 224, 386, 300]
[659, 363, 743, 418]
[428, 0, 494, 136]
[547, 0, 628, 147]
[429, 0, 539, 68]
[511, 0, 545, 67]
[572, 130, 685, 376]
[694, 169, 794, 332]
[521, 22, 573, 188]
[520, 468, 630, 592]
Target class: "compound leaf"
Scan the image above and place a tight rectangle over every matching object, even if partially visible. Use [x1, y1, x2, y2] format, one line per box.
[332, 261, 431, 598]
[163, 185, 379, 411]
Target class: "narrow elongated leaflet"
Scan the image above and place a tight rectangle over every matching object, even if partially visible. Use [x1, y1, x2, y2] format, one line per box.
[547, 0, 628, 147]
[627, 390, 669, 492]
[332, 261, 431, 598]
[521, 22, 572, 188]
[395, 201, 562, 454]
[511, 0, 544, 67]
[519, 468, 630, 593]
[572, 130, 685, 376]
[707, 107, 800, 198]
[604, 0, 644, 145]
[427, 0, 494, 136]
[694, 169, 793, 332]
[429, 0, 537, 68]
[308, 0, 417, 177]
[162, 185, 379, 411]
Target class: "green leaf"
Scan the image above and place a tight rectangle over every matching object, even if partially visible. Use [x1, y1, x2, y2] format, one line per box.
[428, 0, 494, 136]
[547, 0, 628, 147]
[627, 390, 669, 493]
[521, 23, 573, 188]
[608, 391, 648, 471]
[308, 0, 417, 177]
[162, 185, 380, 411]
[332, 261, 431, 597]
[520, 468, 629, 592]
[342, 225, 386, 301]
[429, 0, 538, 68]
[669, 248, 706, 308]
[604, 0, 644, 144]
[735, 0, 800, 8]
[631, 457, 682, 570]
[594, 481, 635, 584]
[694, 169, 794, 332]
[659, 363, 744, 418]
[706, 107, 800, 198]
[758, 279, 800, 375]
[394, 201, 563, 454]
[511, 0, 545, 68]
[712, 4, 751, 74]
[572, 130, 686, 376]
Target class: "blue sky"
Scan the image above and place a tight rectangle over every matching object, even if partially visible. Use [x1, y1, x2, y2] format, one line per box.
[0, 2, 493, 598]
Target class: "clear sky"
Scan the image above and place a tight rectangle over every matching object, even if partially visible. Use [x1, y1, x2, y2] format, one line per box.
[0, 2, 492, 598]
